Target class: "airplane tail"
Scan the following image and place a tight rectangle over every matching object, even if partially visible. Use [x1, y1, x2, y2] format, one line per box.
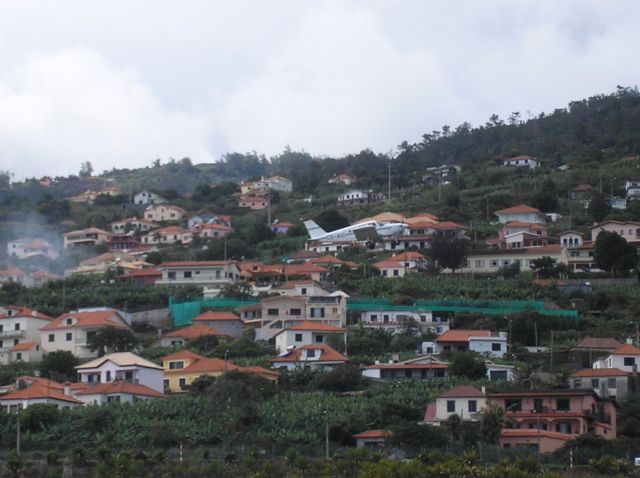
[304, 220, 326, 240]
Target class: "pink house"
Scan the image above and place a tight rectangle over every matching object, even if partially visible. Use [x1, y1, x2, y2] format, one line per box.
[590, 220, 640, 244]
[489, 389, 616, 453]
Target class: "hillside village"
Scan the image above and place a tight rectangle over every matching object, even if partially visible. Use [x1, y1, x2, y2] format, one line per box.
[2, 90, 640, 471]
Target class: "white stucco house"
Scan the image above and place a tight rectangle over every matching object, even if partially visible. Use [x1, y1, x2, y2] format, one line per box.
[133, 190, 166, 205]
[75, 352, 164, 393]
[274, 321, 347, 353]
[423, 385, 487, 426]
[593, 343, 640, 372]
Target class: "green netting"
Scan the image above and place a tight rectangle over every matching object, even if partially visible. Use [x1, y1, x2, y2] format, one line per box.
[170, 296, 577, 327]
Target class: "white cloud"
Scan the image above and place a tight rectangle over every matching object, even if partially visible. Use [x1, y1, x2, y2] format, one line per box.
[0, 1, 639, 177]
[0, 46, 213, 178]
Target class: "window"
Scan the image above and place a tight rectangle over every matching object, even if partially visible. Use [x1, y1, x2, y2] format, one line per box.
[163, 379, 170, 390]
[48, 334, 54, 343]
[184, 271, 192, 279]
[267, 308, 279, 316]
[502, 260, 510, 266]
[179, 378, 187, 389]
[13, 339, 18, 345]
[301, 288, 307, 295]
[591, 379, 599, 388]
[107, 396, 121, 403]
[167, 271, 176, 279]
[624, 357, 635, 366]
[490, 260, 499, 268]
[15, 353, 21, 360]
[475, 260, 485, 268]
[608, 378, 617, 388]
[505, 399, 522, 412]
[556, 422, 571, 434]
[315, 335, 324, 343]
[215, 270, 221, 279]
[306, 349, 316, 358]
[125, 371, 134, 380]
[382, 270, 388, 276]
[573, 379, 582, 388]
[290, 308, 302, 316]
[491, 343, 502, 352]
[169, 361, 184, 369]
[66, 318, 73, 325]
[295, 333, 303, 342]
[468, 400, 477, 413]
[310, 308, 325, 318]
[446, 400, 455, 413]
[556, 398, 570, 411]
[65, 333, 72, 342]
[370, 314, 377, 322]
[106, 371, 111, 382]
[14, 323, 19, 330]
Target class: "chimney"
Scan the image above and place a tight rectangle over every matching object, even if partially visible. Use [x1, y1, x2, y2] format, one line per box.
[481, 385, 486, 395]
[63, 382, 71, 396]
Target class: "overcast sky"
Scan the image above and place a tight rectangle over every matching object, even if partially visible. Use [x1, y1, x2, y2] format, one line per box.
[1, 1, 639, 179]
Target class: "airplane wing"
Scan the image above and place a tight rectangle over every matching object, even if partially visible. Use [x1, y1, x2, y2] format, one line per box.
[353, 225, 380, 241]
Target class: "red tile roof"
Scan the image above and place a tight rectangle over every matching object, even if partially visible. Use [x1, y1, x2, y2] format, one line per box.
[286, 321, 346, 332]
[435, 330, 491, 342]
[179, 357, 239, 374]
[192, 311, 241, 322]
[437, 385, 485, 398]
[574, 338, 623, 350]
[10, 342, 38, 352]
[308, 255, 345, 265]
[164, 324, 227, 339]
[572, 184, 593, 192]
[75, 381, 164, 398]
[353, 429, 392, 439]
[611, 344, 640, 356]
[159, 260, 237, 267]
[40, 309, 129, 331]
[0, 307, 54, 321]
[571, 368, 629, 378]
[271, 344, 347, 363]
[161, 350, 205, 362]
[494, 204, 543, 215]
[0, 382, 82, 404]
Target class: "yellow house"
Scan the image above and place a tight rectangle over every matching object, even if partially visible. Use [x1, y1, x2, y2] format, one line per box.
[161, 350, 279, 393]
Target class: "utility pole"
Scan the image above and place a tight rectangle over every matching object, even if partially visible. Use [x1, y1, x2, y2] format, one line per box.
[267, 190, 271, 226]
[324, 410, 329, 460]
[550, 330, 554, 373]
[388, 157, 391, 202]
[224, 235, 228, 261]
[16, 414, 20, 454]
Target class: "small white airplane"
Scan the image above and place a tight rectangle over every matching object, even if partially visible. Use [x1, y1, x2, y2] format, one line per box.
[304, 219, 407, 242]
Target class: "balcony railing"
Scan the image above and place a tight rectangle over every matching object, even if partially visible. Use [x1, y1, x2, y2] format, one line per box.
[0, 330, 25, 338]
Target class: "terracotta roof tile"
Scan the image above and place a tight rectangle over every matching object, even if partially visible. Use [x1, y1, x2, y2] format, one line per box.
[271, 344, 347, 363]
[353, 429, 392, 439]
[571, 368, 629, 378]
[494, 204, 543, 215]
[41, 309, 130, 331]
[75, 381, 164, 398]
[164, 324, 227, 339]
[285, 321, 346, 332]
[435, 330, 492, 342]
[611, 344, 640, 356]
[10, 342, 38, 352]
[574, 338, 623, 350]
[192, 311, 240, 322]
[0, 382, 82, 404]
[437, 385, 485, 398]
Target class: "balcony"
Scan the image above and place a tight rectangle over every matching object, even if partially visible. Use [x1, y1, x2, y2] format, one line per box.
[0, 330, 25, 338]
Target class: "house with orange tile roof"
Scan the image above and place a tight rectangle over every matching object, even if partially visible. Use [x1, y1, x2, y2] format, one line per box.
[40, 308, 131, 359]
[63, 227, 111, 248]
[271, 220, 294, 234]
[353, 429, 392, 449]
[570, 368, 631, 400]
[141, 226, 192, 245]
[160, 324, 228, 347]
[494, 204, 546, 224]
[363, 355, 449, 381]
[590, 220, 640, 244]
[502, 155, 539, 169]
[252, 295, 346, 341]
[76, 352, 164, 393]
[144, 204, 187, 222]
[271, 343, 347, 371]
[156, 260, 241, 288]
[239, 195, 269, 210]
[489, 389, 616, 453]
[592, 343, 640, 372]
[358, 307, 449, 335]
[161, 350, 279, 393]
[274, 320, 347, 353]
[110, 216, 159, 234]
[373, 257, 416, 278]
[0, 381, 83, 413]
[0, 307, 53, 364]
[191, 311, 243, 338]
[9, 342, 43, 363]
[423, 385, 486, 426]
[328, 174, 356, 186]
[573, 337, 623, 353]
[273, 280, 334, 297]
[192, 222, 234, 239]
[7, 237, 59, 260]
[74, 381, 164, 405]
[435, 329, 507, 358]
